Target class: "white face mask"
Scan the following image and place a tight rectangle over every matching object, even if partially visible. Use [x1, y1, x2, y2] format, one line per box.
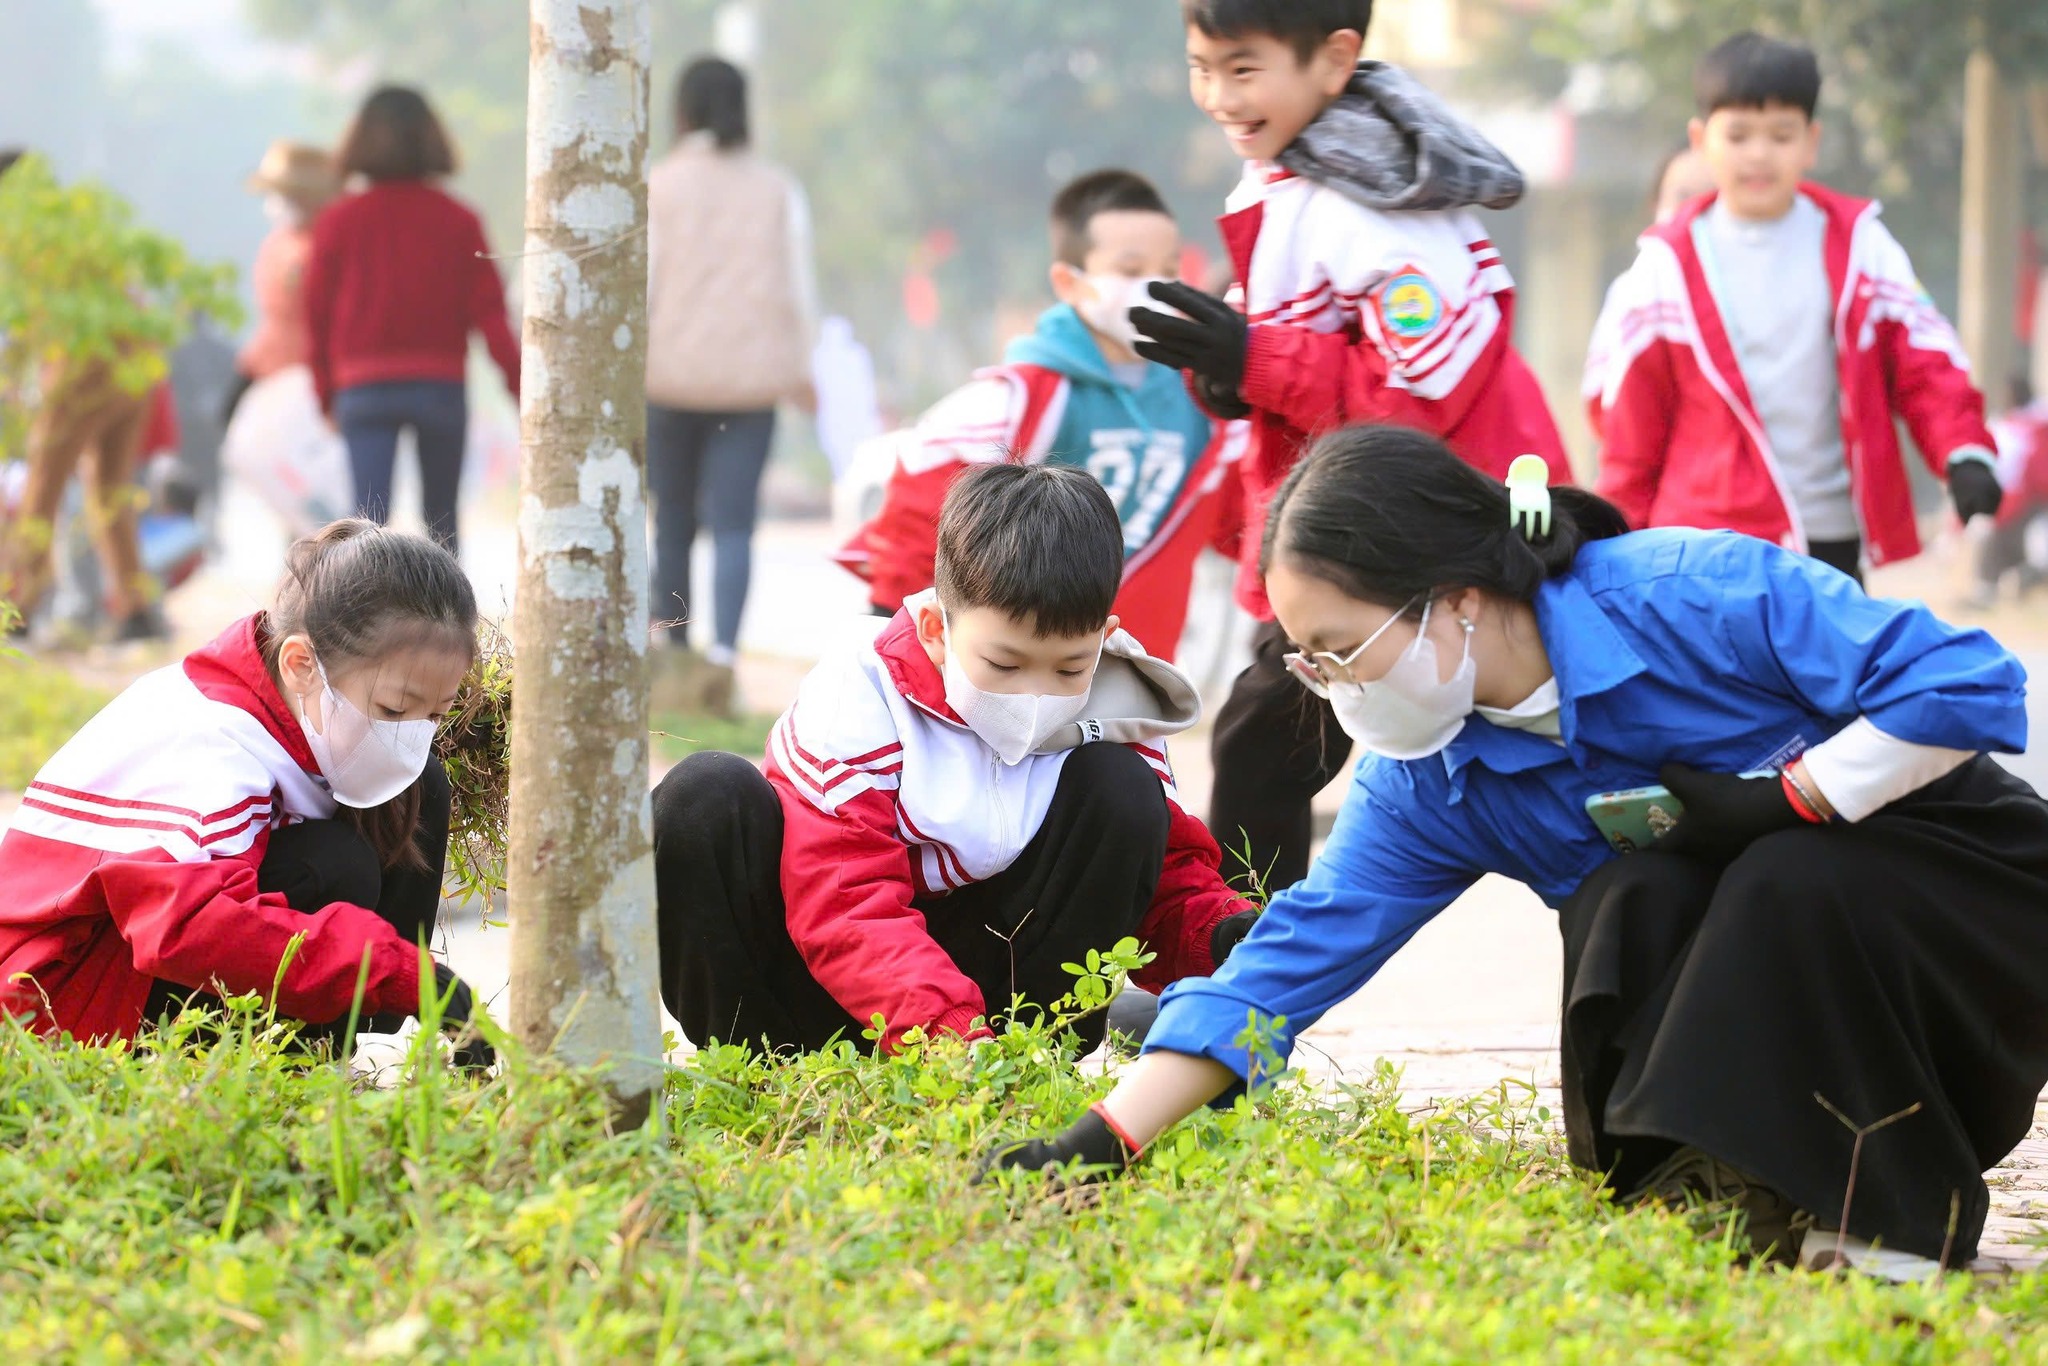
[1325, 600, 1477, 761]
[1078, 274, 1172, 353]
[939, 613, 1103, 766]
[294, 654, 438, 808]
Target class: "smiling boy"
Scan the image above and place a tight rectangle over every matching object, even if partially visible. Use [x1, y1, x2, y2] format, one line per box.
[652, 463, 1256, 1057]
[1594, 32, 2000, 581]
[1126, 0, 1565, 891]
[840, 170, 1244, 661]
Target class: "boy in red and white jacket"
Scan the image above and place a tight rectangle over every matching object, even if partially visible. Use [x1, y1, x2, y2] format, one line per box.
[1126, 0, 1567, 892]
[838, 169, 1245, 661]
[1595, 33, 2000, 581]
[651, 463, 1257, 1056]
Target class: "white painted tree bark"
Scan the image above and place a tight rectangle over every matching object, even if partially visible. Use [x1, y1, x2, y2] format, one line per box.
[510, 0, 664, 1128]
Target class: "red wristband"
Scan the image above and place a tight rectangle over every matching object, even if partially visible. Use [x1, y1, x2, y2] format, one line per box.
[1781, 771, 1827, 825]
[1089, 1102, 1145, 1160]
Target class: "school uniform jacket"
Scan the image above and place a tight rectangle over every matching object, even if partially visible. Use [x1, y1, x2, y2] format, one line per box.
[1594, 183, 1996, 565]
[1209, 164, 1567, 618]
[0, 617, 427, 1041]
[1146, 529, 2029, 1091]
[836, 313, 1248, 660]
[765, 596, 1249, 1051]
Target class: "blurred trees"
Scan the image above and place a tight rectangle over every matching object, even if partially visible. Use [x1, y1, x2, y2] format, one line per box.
[242, 0, 1232, 409]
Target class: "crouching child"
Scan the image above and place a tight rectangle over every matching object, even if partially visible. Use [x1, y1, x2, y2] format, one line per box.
[652, 463, 1258, 1055]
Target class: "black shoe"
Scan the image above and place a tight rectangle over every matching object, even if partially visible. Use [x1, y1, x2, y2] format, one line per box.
[111, 606, 170, 643]
[1105, 988, 1160, 1056]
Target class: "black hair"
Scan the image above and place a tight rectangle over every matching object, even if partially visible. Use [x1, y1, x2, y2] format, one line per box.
[936, 463, 1124, 637]
[677, 57, 749, 150]
[1181, 0, 1374, 63]
[1049, 169, 1173, 268]
[1263, 425, 1630, 615]
[1694, 33, 1822, 119]
[336, 86, 458, 182]
[0, 148, 24, 180]
[264, 519, 478, 869]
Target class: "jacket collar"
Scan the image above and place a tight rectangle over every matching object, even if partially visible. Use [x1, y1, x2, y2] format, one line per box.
[181, 613, 321, 775]
[1441, 570, 1646, 789]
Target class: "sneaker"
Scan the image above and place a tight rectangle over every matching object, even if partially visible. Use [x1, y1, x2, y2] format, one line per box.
[1800, 1228, 1945, 1281]
[649, 646, 709, 715]
[110, 605, 171, 644]
[1633, 1144, 1811, 1264]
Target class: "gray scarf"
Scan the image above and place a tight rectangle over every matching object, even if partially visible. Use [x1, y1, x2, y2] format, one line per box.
[1276, 61, 1524, 214]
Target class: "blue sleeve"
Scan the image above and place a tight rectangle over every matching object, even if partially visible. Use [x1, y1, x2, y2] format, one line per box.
[1714, 540, 2028, 754]
[1143, 766, 1479, 1095]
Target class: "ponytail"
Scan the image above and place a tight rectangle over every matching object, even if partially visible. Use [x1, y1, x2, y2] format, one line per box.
[264, 518, 478, 870]
[1261, 425, 1628, 612]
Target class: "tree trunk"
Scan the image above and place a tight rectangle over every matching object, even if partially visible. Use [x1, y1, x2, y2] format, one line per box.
[509, 0, 664, 1129]
[1958, 48, 2022, 400]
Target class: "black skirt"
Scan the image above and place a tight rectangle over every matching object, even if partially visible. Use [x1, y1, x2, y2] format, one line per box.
[1558, 757, 2048, 1263]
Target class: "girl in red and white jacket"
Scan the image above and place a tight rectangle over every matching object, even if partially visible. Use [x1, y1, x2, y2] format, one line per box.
[652, 463, 1257, 1057]
[0, 520, 490, 1056]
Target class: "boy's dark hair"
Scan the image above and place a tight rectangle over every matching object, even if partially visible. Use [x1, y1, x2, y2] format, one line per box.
[0, 148, 24, 180]
[677, 57, 749, 150]
[936, 464, 1124, 637]
[1694, 33, 1822, 119]
[1049, 169, 1172, 268]
[264, 518, 478, 870]
[1181, 0, 1374, 63]
[1264, 425, 1629, 612]
[336, 86, 459, 182]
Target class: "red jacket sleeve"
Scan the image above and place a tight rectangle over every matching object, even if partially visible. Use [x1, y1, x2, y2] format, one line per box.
[302, 213, 341, 415]
[1879, 321, 1995, 477]
[1592, 337, 1679, 529]
[1127, 754, 1251, 994]
[92, 848, 425, 1023]
[466, 212, 522, 401]
[768, 744, 991, 1052]
[1237, 266, 1511, 441]
[860, 374, 1025, 612]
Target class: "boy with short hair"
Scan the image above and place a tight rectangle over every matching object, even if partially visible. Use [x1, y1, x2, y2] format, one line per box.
[654, 463, 1257, 1056]
[1128, 0, 1566, 889]
[837, 169, 1244, 661]
[1595, 32, 2000, 582]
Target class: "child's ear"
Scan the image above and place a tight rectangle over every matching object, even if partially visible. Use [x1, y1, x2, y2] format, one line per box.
[1687, 117, 1707, 154]
[1802, 118, 1822, 170]
[1320, 28, 1365, 93]
[1103, 614, 1121, 642]
[1049, 261, 1089, 309]
[915, 603, 948, 664]
[275, 634, 319, 701]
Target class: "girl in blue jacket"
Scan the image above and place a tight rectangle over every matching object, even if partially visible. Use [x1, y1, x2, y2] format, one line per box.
[985, 424, 2048, 1276]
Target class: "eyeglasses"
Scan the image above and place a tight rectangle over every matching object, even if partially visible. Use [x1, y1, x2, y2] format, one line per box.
[1282, 595, 1427, 699]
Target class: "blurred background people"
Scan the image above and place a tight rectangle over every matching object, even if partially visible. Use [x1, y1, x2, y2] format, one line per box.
[303, 85, 521, 556]
[644, 56, 819, 716]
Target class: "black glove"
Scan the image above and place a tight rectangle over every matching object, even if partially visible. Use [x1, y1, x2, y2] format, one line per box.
[977, 1107, 1134, 1186]
[1130, 280, 1248, 392]
[1949, 458, 2003, 522]
[432, 962, 497, 1072]
[1657, 763, 1802, 863]
[1191, 373, 1252, 421]
[1210, 908, 1261, 966]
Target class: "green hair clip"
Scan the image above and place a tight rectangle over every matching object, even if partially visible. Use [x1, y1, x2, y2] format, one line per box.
[1507, 454, 1552, 542]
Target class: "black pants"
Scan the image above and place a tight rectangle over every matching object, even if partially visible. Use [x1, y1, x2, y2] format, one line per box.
[1807, 537, 1864, 587]
[1557, 758, 2048, 1262]
[143, 763, 452, 1031]
[651, 744, 1169, 1055]
[646, 405, 777, 652]
[1210, 618, 1353, 892]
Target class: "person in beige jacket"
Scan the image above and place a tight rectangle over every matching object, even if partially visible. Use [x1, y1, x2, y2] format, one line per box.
[646, 57, 818, 716]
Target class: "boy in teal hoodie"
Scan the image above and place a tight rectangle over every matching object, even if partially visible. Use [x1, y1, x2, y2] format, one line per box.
[838, 170, 1243, 660]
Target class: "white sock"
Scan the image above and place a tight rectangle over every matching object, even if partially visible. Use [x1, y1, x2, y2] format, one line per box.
[706, 643, 737, 668]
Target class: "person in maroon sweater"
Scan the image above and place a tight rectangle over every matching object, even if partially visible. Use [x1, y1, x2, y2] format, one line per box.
[303, 87, 521, 556]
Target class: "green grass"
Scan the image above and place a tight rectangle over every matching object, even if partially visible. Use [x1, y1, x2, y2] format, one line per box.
[4, 998, 2046, 1363]
[0, 654, 112, 790]
[651, 709, 776, 766]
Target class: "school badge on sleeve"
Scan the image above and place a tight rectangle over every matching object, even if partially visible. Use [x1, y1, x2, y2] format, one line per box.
[1376, 269, 1444, 347]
